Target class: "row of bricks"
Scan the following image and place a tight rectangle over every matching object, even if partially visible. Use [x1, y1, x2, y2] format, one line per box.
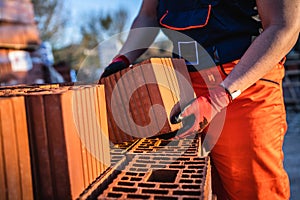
[80, 159, 210, 199]
[0, 84, 111, 200]
[0, 0, 35, 25]
[109, 135, 201, 168]
[110, 140, 139, 166]
[80, 134, 211, 200]
[100, 58, 195, 144]
[98, 154, 211, 199]
[129, 136, 201, 154]
[0, 24, 40, 50]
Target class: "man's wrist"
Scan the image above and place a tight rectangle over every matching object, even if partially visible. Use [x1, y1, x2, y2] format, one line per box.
[220, 83, 241, 101]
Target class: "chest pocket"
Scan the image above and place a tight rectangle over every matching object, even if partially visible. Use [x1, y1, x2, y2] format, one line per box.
[158, 0, 220, 31]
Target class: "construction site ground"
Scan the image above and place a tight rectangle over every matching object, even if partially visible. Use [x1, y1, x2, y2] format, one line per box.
[283, 107, 300, 200]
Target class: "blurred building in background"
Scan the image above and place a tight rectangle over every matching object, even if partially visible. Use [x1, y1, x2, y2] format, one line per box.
[0, 0, 67, 86]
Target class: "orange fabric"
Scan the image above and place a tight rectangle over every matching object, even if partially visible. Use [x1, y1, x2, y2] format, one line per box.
[189, 61, 290, 200]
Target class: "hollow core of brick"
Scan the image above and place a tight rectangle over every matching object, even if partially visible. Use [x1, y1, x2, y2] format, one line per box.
[147, 169, 178, 183]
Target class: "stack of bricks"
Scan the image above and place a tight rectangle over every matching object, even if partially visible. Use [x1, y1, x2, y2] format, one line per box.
[0, 0, 40, 49]
[0, 84, 110, 200]
[99, 58, 195, 144]
[0, 0, 41, 85]
[79, 134, 212, 200]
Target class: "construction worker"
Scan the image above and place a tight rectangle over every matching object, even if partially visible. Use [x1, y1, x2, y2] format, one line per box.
[100, 0, 300, 199]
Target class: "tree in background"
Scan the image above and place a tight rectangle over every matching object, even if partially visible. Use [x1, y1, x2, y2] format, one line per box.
[32, 0, 68, 44]
[76, 9, 129, 69]
[32, 1, 130, 81]
[80, 9, 128, 48]
[72, 9, 129, 82]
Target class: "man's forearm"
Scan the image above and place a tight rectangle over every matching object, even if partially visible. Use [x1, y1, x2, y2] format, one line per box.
[222, 25, 299, 94]
[222, 0, 300, 94]
[119, 14, 159, 63]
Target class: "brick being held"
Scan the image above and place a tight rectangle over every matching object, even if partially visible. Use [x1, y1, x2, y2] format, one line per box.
[100, 58, 195, 144]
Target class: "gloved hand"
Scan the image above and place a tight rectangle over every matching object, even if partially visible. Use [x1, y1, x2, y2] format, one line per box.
[99, 55, 130, 80]
[170, 85, 232, 139]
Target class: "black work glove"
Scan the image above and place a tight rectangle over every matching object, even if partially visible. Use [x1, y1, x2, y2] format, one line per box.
[99, 55, 130, 80]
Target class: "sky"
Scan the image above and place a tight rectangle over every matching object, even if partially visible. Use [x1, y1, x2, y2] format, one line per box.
[69, 0, 142, 16]
[63, 0, 143, 45]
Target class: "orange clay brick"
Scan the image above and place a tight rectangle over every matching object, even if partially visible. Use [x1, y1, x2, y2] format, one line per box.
[0, 1, 35, 24]
[101, 58, 193, 144]
[23, 85, 109, 199]
[0, 23, 40, 50]
[0, 96, 34, 200]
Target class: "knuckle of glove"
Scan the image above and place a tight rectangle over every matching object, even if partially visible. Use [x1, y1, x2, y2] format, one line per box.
[101, 61, 127, 78]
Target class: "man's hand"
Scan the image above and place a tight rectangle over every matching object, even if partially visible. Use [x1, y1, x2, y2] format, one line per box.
[170, 86, 232, 139]
[99, 55, 130, 80]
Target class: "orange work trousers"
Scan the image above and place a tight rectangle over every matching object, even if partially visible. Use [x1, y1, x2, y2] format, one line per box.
[189, 60, 290, 200]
